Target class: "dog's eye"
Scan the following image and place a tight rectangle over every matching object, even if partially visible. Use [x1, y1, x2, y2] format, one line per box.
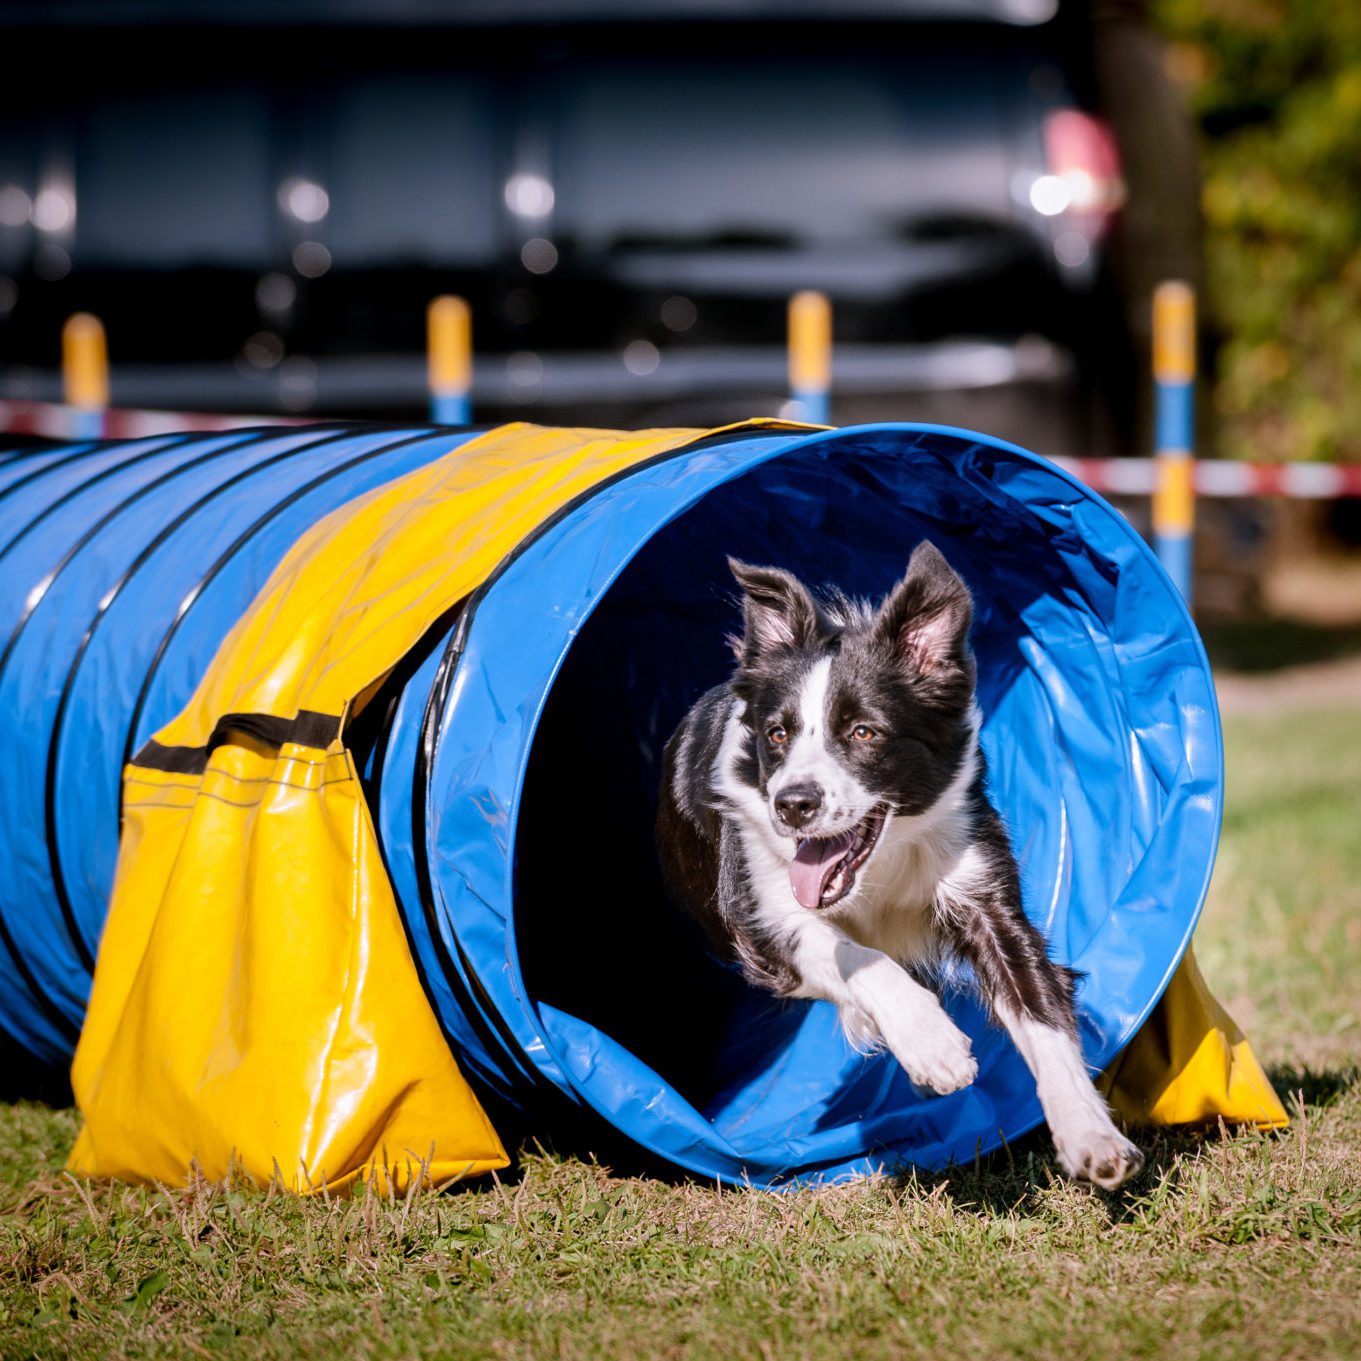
[850, 724, 877, 741]
[767, 724, 788, 745]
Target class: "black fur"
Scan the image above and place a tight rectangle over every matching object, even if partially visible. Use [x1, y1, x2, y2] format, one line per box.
[657, 544, 1080, 1035]
[943, 785, 1080, 1034]
[656, 686, 802, 994]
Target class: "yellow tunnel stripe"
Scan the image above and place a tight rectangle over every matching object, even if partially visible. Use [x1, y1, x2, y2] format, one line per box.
[151, 423, 719, 747]
[70, 419, 812, 1194]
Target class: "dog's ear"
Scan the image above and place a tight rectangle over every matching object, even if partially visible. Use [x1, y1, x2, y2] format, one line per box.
[728, 558, 820, 664]
[874, 542, 973, 677]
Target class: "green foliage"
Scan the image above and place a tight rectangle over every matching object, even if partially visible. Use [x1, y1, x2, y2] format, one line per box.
[1155, 1, 1361, 461]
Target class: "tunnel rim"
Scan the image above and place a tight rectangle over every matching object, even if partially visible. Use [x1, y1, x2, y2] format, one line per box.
[418, 420, 1224, 1183]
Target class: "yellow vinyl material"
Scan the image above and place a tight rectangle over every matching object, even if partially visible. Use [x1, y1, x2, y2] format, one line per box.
[69, 421, 779, 1191]
[1101, 947, 1289, 1129]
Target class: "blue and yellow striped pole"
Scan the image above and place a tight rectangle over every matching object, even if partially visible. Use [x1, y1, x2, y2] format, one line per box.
[427, 295, 472, 425]
[62, 313, 109, 440]
[1153, 281, 1196, 605]
[788, 290, 832, 425]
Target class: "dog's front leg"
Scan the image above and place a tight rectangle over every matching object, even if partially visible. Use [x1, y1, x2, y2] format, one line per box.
[787, 920, 977, 1095]
[993, 1005, 1143, 1190]
[937, 823, 1144, 1188]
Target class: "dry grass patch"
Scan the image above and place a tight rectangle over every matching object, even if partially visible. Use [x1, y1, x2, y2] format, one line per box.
[1, 707, 1358, 1360]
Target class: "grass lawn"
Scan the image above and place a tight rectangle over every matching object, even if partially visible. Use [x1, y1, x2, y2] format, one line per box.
[1, 706, 1358, 1360]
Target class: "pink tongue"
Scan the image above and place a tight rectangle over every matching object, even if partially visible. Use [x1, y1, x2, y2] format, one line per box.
[789, 831, 856, 909]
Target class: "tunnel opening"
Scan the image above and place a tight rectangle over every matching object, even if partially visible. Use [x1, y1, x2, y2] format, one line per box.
[502, 430, 1218, 1178]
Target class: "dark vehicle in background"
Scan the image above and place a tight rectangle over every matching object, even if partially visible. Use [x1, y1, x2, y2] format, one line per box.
[0, 1, 1141, 458]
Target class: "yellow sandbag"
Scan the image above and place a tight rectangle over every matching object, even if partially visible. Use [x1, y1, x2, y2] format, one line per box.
[70, 420, 760, 1191]
[70, 740, 504, 1193]
[1101, 946, 1288, 1130]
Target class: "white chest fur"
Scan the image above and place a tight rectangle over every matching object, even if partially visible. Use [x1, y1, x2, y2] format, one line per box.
[710, 700, 981, 972]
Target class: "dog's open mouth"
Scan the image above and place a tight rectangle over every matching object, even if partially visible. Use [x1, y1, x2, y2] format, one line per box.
[788, 806, 888, 910]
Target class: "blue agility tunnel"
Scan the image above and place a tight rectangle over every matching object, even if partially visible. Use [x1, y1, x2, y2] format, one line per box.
[0, 421, 1221, 1184]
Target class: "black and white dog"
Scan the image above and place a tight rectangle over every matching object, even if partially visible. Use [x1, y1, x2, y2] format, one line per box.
[656, 544, 1143, 1189]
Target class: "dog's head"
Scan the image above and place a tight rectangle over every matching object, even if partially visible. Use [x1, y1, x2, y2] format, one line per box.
[727, 543, 978, 909]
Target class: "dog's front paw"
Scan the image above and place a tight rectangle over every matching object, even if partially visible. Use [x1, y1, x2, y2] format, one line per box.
[888, 1014, 978, 1096]
[1055, 1125, 1144, 1190]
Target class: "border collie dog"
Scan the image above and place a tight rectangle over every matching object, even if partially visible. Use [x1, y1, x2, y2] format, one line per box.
[656, 544, 1143, 1189]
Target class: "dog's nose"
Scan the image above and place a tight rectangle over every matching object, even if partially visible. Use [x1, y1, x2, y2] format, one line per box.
[775, 784, 823, 830]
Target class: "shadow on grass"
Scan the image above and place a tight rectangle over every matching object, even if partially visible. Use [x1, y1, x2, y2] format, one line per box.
[0, 1038, 72, 1106]
[451, 1065, 1361, 1205]
[1267, 1063, 1360, 1110]
[9, 1043, 1354, 1208]
[1201, 617, 1361, 673]
[898, 1065, 1359, 1224]
[905, 1122, 1264, 1223]
[896, 1124, 1205, 1222]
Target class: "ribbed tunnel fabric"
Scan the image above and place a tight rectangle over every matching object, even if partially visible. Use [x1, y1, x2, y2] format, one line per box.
[0, 421, 1276, 1186]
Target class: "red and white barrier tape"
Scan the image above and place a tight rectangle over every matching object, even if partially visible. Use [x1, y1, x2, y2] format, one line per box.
[0, 401, 305, 441]
[1048, 457, 1361, 499]
[4, 402, 1359, 498]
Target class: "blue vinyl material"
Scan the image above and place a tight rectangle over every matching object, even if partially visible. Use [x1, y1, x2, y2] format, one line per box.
[0, 422, 1220, 1188]
[0, 425, 478, 1063]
